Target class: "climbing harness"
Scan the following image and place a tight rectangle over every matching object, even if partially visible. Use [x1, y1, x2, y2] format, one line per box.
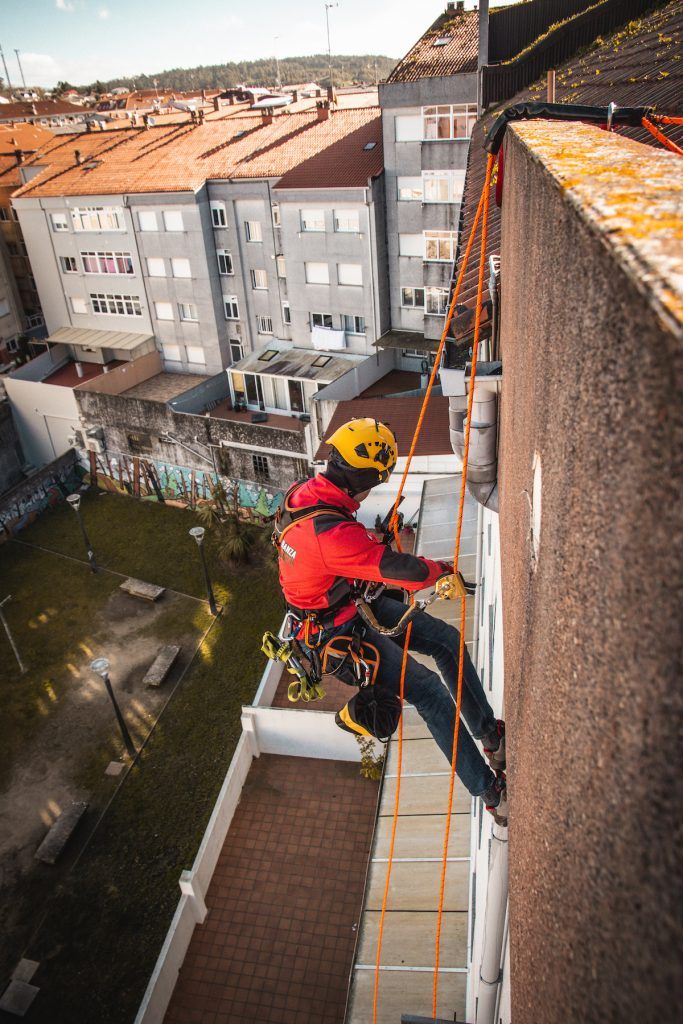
[354, 570, 472, 638]
[260, 627, 325, 703]
[321, 626, 380, 688]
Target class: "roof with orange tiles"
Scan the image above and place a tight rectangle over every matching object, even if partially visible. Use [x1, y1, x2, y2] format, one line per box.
[12, 107, 383, 199]
[448, 0, 683, 349]
[386, 5, 478, 84]
[315, 394, 451, 460]
[0, 99, 87, 121]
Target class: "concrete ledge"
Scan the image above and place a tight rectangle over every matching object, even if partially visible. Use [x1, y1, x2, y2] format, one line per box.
[34, 801, 87, 864]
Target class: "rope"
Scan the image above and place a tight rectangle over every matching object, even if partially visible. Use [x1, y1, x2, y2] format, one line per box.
[653, 115, 683, 126]
[642, 116, 683, 155]
[432, 153, 495, 1018]
[371, 618, 412, 1024]
[389, 180, 490, 552]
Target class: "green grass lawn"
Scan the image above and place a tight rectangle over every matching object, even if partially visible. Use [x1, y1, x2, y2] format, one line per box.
[1, 490, 283, 1023]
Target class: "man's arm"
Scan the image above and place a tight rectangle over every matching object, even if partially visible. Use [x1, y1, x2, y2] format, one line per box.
[315, 519, 448, 593]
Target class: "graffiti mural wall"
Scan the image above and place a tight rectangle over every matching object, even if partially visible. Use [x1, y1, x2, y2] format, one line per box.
[80, 449, 284, 520]
[0, 450, 84, 537]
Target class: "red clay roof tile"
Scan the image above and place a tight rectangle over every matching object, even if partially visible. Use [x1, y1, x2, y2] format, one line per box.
[386, 7, 479, 84]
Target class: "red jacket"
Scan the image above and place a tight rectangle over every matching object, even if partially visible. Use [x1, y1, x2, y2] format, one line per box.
[278, 474, 448, 628]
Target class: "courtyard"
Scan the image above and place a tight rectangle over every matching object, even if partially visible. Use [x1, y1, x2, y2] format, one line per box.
[0, 490, 281, 1023]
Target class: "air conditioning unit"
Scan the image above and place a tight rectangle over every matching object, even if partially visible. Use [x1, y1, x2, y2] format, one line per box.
[86, 426, 104, 441]
[85, 436, 103, 454]
[67, 429, 85, 448]
[234, 323, 242, 337]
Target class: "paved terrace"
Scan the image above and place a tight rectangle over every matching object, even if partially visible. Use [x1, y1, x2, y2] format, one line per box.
[43, 360, 124, 387]
[122, 372, 211, 402]
[163, 755, 379, 1024]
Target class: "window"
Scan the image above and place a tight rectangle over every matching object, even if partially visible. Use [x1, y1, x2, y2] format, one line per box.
[312, 355, 332, 368]
[0, 208, 9, 222]
[271, 203, 281, 226]
[282, 301, 291, 325]
[341, 314, 365, 334]
[305, 262, 329, 285]
[252, 454, 270, 479]
[425, 287, 449, 315]
[245, 220, 262, 242]
[70, 296, 87, 314]
[423, 169, 466, 203]
[258, 349, 278, 363]
[60, 255, 77, 273]
[395, 114, 422, 142]
[81, 250, 134, 274]
[256, 314, 273, 334]
[186, 345, 206, 365]
[402, 348, 427, 358]
[179, 302, 198, 322]
[162, 343, 182, 362]
[276, 255, 286, 279]
[216, 249, 233, 276]
[72, 206, 125, 231]
[163, 210, 184, 231]
[338, 263, 362, 286]
[399, 233, 422, 257]
[334, 209, 359, 232]
[424, 230, 457, 262]
[311, 312, 333, 328]
[90, 292, 142, 316]
[300, 209, 325, 232]
[154, 301, 174, 320]
[401, 286, 425, 308]
[288, 379, 305, 413]
[422, 104, 477, 141]
[251, 268, 268, 290]
[51, 212, 69, 232]
[147, 257, 166, 277]
[397, 176, 423, 201]
[170, 257, 191, 278]
[27, 313, 44, 328]
[138, 210, 158, 231]
[230, 340, 243, 362]
[210, 201, 227, 227]
[223, 295, 239, 320]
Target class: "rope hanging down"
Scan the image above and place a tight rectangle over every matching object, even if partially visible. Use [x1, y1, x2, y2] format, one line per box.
[371, 154, 495, 1024]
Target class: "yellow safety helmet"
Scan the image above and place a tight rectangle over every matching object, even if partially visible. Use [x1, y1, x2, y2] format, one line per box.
[325, 418, 398, 484]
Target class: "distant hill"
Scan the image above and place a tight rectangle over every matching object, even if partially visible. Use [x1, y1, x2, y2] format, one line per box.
[85, 54, 398, 95]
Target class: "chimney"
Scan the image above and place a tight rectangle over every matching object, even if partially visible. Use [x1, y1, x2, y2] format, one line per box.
[261, 108, 274, 126]
[228, 94, 235, 105]
[201, 88, 206, 102]
[213, 96, 220, 112]
[456, 1, 465, 10]
[292, 89, 298, 103]
[316, 101, 330, 122]
[198, 108, 205, 125]
[326, 85, 337, 105]
[31, 103, 37, 115]
[75, 149, 83, 165]
[14, 148, 24, 165]
[74, 361, 84, 378]
[86, 119, 93, 132]
[102, 364, 109, 374]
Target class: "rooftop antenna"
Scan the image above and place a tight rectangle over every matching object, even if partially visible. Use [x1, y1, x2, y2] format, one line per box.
[324, 2, 338, 91]
[14, 49, 26, 89]
[0, 44, 13, 93]
[274, 36, 281, 91]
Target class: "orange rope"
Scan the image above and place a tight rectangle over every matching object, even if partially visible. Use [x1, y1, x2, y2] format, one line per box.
[642, 116, 683, 156]
[371, 618, 412, 1024]
[389, 180, 490, 553]
[654, 115, 683, 126]
[432, 153, 495, 1018]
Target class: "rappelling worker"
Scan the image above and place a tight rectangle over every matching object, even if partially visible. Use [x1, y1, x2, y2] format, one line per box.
[275, 417, 508, 825]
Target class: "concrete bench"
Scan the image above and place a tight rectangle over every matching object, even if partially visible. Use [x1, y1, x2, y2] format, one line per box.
[119, 578, 165, 602]
[34, 801, 88, 865]
[144, 645, 181, 688]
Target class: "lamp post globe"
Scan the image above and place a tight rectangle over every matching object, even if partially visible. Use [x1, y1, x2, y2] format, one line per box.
[90, 657, 110, 677]
[90, 657, 136, 757]
[189, 526, 205, 545]
[67, 492, 97, 573]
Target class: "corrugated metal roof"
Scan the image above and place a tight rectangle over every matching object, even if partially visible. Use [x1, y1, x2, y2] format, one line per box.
[230, 344, 364, 383]
[448, 0, 683, 350]
[48, 326, 154, 351]
[386, 8, 479, 84]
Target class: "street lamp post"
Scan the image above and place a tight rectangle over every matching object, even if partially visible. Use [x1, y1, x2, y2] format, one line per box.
[90, 658, 137, 758]
[67, 493, 98, 573]
[189, 527, 218, 615]
[324, 2, 339, 91]
[0, 595, 26, 674]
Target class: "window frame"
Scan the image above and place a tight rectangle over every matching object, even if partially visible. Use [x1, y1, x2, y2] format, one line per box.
[397, 176, 423, 202]
[59, 255, 78, 274]
[245, 220, 262, 242]
[146, 256, 166, 277]
[223, 295, 240, 320]
[210, 202, 227, 228]
[282, 301, 291, 326]
[252, 453, 270, 479]
[81, 250, 134, 275]
[305, 262, 330, 285]
[90, 292, 142, 316]
[401, 286, 426, 309]
[216, 249, 233, 276]
[171, 257, 191, 279]
[163, 210, 184, 232]
[51, 212, 69, 232]
[178, 302, 199, 322]
[138, 210, 158, 232]
[333, 209, 360, 233]
[300, 209, 325, 233]
[341, 314, 365, 335]
[337, 263, 363, 287]
[256, 314, 274, 335]
[425, 286, 449, 316]
[422, 104, 477, 141]
[424, 230, 457, 263]
[250, 268, 268, 290]
[311, 311, 333, 329]
[276, 255, 286, 279]
[72, 206, 125, 232]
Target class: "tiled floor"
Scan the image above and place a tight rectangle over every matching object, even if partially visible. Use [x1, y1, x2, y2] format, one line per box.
[122, 371, 210, 401]
[43, 359, 124, 387]
[163, 754, 379, 1024]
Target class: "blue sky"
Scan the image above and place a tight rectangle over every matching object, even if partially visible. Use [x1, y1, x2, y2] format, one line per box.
[1, 0, 520, 87]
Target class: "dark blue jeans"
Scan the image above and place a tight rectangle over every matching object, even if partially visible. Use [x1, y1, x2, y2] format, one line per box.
[314, 595, 497, 798]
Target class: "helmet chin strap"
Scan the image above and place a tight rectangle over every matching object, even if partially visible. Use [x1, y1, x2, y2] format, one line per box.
[324, 459, 380, 497]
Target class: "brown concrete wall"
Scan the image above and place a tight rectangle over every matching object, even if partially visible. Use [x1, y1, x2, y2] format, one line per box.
[75, 350, 162, 395]
[498, 125, 682, 1022]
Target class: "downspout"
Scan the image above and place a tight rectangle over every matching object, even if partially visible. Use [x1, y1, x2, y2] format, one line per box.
[475, 822, 509, 1023]
[442, 256, 500, 512]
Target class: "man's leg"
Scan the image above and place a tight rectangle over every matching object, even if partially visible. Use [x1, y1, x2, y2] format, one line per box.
[371, 595, 499, 744]
[363, 624, 496, 799]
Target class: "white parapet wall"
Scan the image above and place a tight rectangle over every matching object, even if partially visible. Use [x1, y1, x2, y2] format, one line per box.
[242, 705, 367, 762]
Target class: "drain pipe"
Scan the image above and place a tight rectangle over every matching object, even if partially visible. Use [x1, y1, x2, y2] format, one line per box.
[476, 822, 509, 1023]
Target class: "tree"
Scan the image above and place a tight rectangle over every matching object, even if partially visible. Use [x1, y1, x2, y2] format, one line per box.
[195, 481, 268, 566]
[54, 80, 75, 97]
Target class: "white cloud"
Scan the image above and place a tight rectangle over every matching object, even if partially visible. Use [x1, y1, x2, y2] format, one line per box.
[99, 8, 110, 19]
[55, 0, 75, 11]
[19, 52, 64, 83]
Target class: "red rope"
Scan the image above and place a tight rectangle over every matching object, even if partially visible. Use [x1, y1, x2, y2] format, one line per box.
[642, 116, 683, 155]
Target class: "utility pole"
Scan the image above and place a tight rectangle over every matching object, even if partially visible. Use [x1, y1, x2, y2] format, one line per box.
[0, 45, 13, 94]
[274, 37, 281, 92]
[14, 49, 26, 89]
[0, 596, 26, 675]
[324, 2, 338, 91]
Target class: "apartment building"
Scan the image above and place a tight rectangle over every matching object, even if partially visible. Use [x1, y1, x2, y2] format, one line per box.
[379, 1, 480, 357]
